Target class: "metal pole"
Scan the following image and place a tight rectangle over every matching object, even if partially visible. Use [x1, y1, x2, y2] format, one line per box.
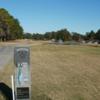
[11, 75, 15, 100]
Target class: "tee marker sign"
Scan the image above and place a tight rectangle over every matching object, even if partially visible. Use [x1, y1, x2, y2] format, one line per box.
[14, 47, 31, 100]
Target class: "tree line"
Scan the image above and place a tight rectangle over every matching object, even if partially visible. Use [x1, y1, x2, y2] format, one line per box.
[0, 8, 100, 42]
[0, 8, 23, 41]
[24, 29, 100, 43]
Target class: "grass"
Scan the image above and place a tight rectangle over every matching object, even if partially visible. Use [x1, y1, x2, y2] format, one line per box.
[0, 43, 100, 100]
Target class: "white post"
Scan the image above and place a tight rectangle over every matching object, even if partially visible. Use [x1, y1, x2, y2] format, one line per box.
[11, 75, 15, 100]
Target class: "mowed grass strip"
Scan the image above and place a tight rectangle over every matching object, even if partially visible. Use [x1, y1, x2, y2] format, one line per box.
[0, 43, 100, 100]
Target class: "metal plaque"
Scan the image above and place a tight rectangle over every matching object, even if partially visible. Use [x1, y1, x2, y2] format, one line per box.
[16, 87, 30, 99]
[14, 47, 31, 100]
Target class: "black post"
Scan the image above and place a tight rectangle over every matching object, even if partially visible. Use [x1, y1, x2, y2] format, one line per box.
[0, 82, 13, 100]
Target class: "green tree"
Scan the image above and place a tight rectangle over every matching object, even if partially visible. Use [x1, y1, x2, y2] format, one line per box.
[33, 33, 44, 40]
[44, 32, 51, 40]
[95, 29, 100, 40]
[85, 30, 95, 40]
[56, 29, 71, 41]
[0, 8, 23, 41]
[24, 33, 32, 39]
[72, 32, 83, 41]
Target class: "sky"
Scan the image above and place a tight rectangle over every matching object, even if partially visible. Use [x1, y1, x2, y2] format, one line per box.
[0, 0, 100, 34]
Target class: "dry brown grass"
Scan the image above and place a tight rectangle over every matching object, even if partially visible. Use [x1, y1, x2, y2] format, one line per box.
[0, 62, 14, 100]
[30, 44, 100, 100]
[0, 43, 100, 100]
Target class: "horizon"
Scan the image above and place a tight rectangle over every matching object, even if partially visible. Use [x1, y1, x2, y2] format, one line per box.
[0, 0, 100, 34]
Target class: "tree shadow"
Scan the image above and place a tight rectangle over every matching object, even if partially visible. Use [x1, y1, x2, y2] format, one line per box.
[0, 82, 12, 100]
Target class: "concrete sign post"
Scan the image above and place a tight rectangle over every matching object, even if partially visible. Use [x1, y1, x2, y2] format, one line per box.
[14, 47, 31, 100]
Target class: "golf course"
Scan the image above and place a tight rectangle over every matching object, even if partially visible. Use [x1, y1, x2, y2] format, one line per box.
[0, 40, 100, 100]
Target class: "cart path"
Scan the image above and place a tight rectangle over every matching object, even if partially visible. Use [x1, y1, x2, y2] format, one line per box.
[0, 46, 14, 69]
[0, 41, 43, 69]
[0, 44, 31, 69]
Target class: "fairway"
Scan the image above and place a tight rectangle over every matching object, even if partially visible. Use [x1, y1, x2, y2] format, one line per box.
[0, 42, 100, 100]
